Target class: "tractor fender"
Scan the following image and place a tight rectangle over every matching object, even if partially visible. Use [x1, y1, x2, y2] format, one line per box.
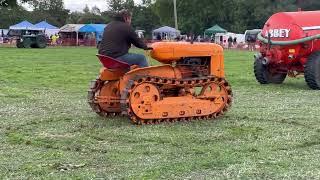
[119, 65, 182, 91]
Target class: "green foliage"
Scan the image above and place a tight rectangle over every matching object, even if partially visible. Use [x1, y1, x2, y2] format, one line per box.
[102, 0, 161, 36]
[77, 14, 107, 24]
[298, 0, 320, 10]
[66, 11, 83, 24]
[106, 0, 135, 11]
[0, 0, 17, 7]
[0, 6, 31, 28]
[83, 4, 90, 13]
[28, 0, 69, 27]
[0, 0, 31, 7]
[30, 0, 65, 10]
[132, 5, 160, 37]
[153, 0, 174, 27]
[67, 6, 111, 24]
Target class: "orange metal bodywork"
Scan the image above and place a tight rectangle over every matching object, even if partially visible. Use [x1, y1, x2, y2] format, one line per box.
[100, 64, 183, 92]
[99, 42, 225, 92]
[99, 68, 126, 81]
[151, 42, 225, 77]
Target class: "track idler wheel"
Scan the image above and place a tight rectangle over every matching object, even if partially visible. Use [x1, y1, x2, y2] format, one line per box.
[200, 80, 231, 116]
[88, 79, 121, 117]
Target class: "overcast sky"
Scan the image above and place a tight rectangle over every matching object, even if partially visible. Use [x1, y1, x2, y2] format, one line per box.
[22, 0, 142, 12]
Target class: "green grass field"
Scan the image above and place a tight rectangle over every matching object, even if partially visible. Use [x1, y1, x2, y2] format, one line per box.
[1, 46, 320, 179]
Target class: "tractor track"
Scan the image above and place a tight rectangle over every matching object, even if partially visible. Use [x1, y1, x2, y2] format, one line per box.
[120, 75, 233, 125]
[88, 75, 232, 125]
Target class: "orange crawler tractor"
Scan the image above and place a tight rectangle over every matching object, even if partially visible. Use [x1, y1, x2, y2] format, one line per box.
[88, 42, 233, 124]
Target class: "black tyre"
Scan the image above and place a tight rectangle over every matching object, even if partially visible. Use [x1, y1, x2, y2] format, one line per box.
[254, 59, 287, 84]
[35, 35, 47, 48]
[22, 37, 32, 48]
[304, 51, 320, 89]
[16, 40, 24, 48]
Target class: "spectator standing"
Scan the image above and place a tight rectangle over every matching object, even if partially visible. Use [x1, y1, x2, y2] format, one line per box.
[56, 34, 60, 45]
[156, 34, 161, 41]
[228, 36, 233, 49]
[247, 35, 256, 51]
[197, 35, 201, 42]
[51, 34, 57, 46]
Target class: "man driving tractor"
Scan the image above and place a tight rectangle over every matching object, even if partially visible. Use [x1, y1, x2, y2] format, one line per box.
[98, 9, 150, 67]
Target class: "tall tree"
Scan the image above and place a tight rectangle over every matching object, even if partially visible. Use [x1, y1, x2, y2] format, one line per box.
[78, 6, 107, 24]
[0, 6, 31, 28]
[132, 4, 160, 38]
[28, 0, 69, 26]
[91, 5, 101, 15]
[67, 6, 108, 24]
[67, 11, 83, 24]
[83, 4, 90, 13]
[153, 0, 174, 28]
[106, 0, 135, 11]
[0, 0, 31, 7]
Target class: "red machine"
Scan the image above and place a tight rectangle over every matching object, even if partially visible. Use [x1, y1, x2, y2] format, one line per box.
[255, 10, 320, 89]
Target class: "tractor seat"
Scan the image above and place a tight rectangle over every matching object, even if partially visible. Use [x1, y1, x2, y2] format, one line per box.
[96, 54, 130, 70]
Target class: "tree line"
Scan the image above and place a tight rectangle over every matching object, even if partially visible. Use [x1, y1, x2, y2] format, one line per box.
[1, 0, 320, 37]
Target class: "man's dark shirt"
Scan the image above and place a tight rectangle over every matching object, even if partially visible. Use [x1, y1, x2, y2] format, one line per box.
[98, 20, 148, 58]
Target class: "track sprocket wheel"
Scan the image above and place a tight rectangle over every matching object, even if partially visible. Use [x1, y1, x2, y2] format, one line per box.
[88, 78, 121, 117]
[200, 80, 231, 116]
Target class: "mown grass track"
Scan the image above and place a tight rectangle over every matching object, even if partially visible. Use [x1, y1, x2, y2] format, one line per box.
[0, 46, 320, 179]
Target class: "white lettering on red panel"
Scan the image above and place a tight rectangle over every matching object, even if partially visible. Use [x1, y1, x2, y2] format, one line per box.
[265, 29, 290, 38]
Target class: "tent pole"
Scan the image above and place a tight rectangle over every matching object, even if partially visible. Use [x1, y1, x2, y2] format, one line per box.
[76, 31, 79, 46]
[173, 0, 178, 30]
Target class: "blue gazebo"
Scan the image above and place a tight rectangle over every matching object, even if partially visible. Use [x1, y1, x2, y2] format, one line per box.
[34, 21, 58, 29]
[34, 21, 59, 36]
[79, 24, 106, 32]
[79, 24, 107, 44]
[9, 20, 38, 30]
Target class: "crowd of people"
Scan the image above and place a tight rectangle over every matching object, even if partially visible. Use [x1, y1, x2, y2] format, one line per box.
[227, 36, 237, 49]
